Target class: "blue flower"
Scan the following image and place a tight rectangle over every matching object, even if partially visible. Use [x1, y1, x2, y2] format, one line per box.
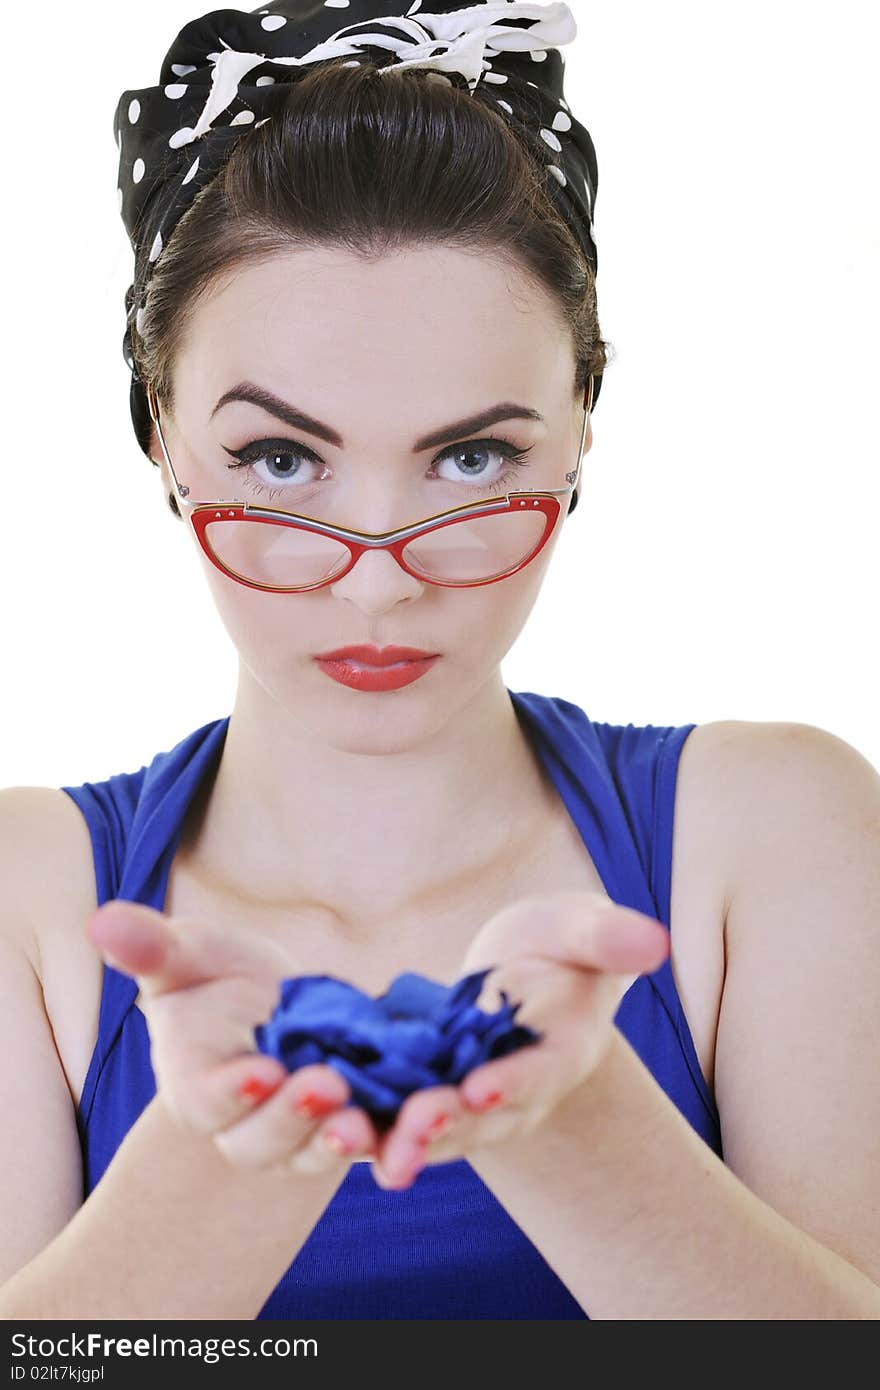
[253, 968, 543, 1131]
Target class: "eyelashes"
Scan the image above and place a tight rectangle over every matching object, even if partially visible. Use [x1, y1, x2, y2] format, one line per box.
[223, 435, 535, 500]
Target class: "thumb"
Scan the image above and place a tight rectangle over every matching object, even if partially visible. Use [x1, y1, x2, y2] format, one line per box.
[591, 906, 671, 976]
[83, 899, 259, 1000]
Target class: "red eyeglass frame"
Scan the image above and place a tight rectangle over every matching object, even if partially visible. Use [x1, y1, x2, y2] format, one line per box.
[146, 376, 594, 593]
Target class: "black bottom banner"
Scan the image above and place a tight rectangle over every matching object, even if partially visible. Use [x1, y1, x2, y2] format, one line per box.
[4, 1320, 593, 1384]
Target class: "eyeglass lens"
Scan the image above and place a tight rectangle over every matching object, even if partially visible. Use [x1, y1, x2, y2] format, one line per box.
[202, 505, 552, 589]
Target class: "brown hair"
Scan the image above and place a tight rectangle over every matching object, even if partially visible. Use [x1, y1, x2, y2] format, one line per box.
[133, 59, 611, 458]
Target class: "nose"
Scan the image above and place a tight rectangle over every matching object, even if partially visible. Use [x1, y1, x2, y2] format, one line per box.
[328, 544, 426, 613]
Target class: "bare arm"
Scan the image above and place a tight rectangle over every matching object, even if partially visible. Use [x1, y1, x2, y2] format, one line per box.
[467, 1026, 880, 1319]
[464, 724, 880, 1317]
[0, 787, 371, 1321]
[0, 1088, 350, 1321]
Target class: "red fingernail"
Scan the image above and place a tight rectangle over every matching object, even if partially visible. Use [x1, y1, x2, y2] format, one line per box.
[424, 1112, 453, 1141]
[473, 1090, 506, 1111]
[294, 1090, 339, 1118]
[239, 1075, 280, 1103]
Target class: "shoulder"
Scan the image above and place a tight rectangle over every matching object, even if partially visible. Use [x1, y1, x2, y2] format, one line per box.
[0, 785, 97, 979]
[664, 719, 752, 914]
[676, 715, 877, 798]
[677, 718, 880, 915]
[697, 716, 880, 979]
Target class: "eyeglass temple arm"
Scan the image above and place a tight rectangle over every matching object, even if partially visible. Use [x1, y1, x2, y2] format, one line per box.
[147, 374, 594, 503]
[567, 374, 594, 496]
[147, 383, 191, 503]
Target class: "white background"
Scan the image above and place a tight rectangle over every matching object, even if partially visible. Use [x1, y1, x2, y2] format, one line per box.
[2, 0, 878, 788]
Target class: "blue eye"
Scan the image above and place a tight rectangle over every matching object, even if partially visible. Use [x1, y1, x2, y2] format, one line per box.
[223, 435, 535, 500]
[225, 441, 317, 485]
[432, 438, 534, 490]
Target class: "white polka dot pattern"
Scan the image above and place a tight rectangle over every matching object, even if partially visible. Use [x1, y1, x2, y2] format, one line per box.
[115, 1, 599, 457]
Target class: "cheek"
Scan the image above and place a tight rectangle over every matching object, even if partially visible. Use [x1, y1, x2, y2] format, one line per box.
[193, 542, 553, 671]
[198, 561, 303, 655]
[452, 561, 552, 657]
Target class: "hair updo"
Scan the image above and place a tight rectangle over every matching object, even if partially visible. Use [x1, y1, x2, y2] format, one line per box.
[131, 59, 611, 511]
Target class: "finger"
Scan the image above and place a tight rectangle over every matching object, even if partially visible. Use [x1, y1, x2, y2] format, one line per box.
[145, 973, 286, 1071]
[371, 1080, 526, 1188]
[457, 1035, 578, 1122]
[458, 981, 611, 1126]
[83, 899, 290, 1000]
[162, 1052, 290, 1135]
[372, 1085, 467, 1187]
[588, 907, 670, 975]
[550, 894, 670, 975]
[478, 949, 633, 1027]
[465, 891, 669, 977]
[84, 900, 174, 977]
[289, 1106, 380, 1176]
[211, 1064, 354, 1171]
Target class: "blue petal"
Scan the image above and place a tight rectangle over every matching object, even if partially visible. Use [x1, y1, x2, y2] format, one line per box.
[448, 1030, 483, 1079]
[362, 1052, 439, 1091]
[379, 971, 451, 1021]
[269, 1038, 327, 1069]
[252, 966, 542, 1126]
[325, 1057, 403, 1114]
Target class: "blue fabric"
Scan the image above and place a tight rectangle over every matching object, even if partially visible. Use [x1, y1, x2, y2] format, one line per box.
[62, 689, 723, 1319]
[252, 967, 543, 1127]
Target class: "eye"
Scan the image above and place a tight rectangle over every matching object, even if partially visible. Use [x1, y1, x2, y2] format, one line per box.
[222, 434, 535, 500]
[224, 440, 322, 488]
[430, 437, 535, 489]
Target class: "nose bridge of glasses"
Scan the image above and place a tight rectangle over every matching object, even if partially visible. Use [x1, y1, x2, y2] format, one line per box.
[337, 539, 422, 589]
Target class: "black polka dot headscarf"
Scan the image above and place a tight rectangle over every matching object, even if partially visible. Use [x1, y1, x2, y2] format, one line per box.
[115, 0, 602, 459]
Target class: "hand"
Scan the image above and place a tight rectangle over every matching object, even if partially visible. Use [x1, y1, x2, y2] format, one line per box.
[84, 900, 383, 1175]
[357, 890, 670, 1189]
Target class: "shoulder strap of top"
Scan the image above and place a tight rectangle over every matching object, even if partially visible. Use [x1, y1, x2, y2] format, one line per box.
[59, 716, 231, 1128]
[509, 690, 717, 1129]
[589, 715, 717, 1127]
[650, 723, 699, 929]
[60, 766, 146, 905]
[583, 717, 698, 926]
[511, 690, 691, 920]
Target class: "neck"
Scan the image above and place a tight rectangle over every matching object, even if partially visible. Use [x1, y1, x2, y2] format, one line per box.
[179, 665, 554, 933]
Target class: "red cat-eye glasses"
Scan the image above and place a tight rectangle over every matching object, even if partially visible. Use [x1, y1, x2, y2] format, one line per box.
[146, 375, 594, 593]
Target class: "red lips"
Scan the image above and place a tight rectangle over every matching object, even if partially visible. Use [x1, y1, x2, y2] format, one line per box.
[314, 645, 438, 666]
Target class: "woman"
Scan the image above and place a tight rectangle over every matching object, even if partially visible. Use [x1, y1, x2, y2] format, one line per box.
[1, 1, 878, 1321]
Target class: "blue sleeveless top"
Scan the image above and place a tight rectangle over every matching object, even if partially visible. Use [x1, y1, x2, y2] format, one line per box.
[61, 689, 722, 1319]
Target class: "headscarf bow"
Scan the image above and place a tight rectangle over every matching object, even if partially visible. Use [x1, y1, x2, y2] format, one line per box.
[115, 1, 601, 456]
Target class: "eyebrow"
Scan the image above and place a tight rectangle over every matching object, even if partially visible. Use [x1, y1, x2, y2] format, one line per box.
[210, 382, 545, 451]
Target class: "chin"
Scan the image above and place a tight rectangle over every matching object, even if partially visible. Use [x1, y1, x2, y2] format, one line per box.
[308, 712, 442, 757]
[298, 676, 462, 755]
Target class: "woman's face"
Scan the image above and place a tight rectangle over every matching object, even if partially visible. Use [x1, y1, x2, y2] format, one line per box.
[153, 244, 592, 753]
